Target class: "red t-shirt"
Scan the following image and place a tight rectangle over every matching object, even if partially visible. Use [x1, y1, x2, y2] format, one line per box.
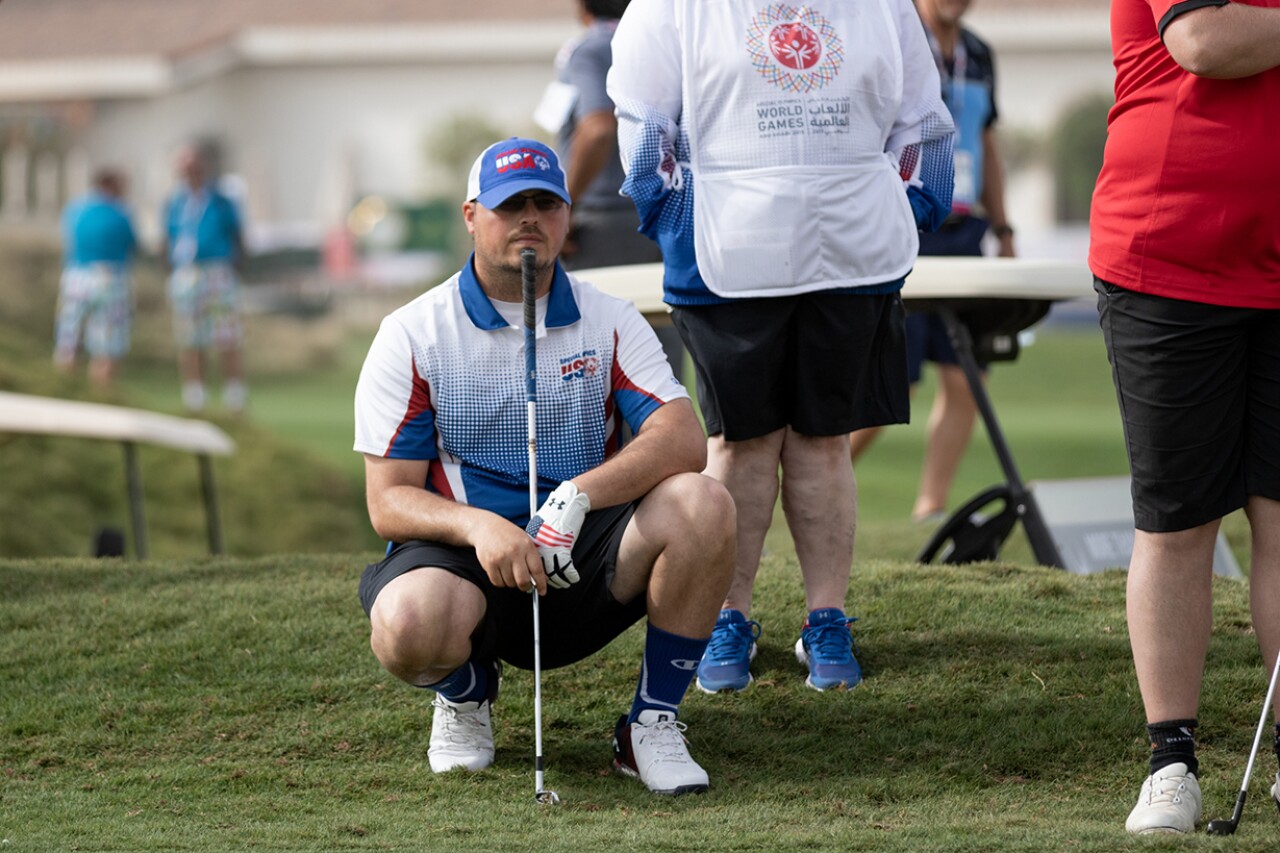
[1089, 0, 1280, 307]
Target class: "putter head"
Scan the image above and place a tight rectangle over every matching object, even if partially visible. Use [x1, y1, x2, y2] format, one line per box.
[535, 789, 561, 806]
[1205, 819, 1237, 836]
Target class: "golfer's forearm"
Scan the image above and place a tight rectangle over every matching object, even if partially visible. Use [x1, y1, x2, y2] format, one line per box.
[980, 130, 1015, 257]
[980, 131, 1008, 229]
[1163, 4, 1280, 78]
[367, 485, 501, 547]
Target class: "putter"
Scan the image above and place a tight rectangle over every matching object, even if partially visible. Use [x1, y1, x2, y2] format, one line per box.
[1206, 651, 1280, 835]
[522, 247, 561, 807]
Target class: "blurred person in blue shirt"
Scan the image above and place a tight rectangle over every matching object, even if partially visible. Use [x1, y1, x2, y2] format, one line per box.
[54, 167, 138, 388]
[537, 0, 686, 380]
[849, 0, 1016, 524]
[162, 144, 247, 413]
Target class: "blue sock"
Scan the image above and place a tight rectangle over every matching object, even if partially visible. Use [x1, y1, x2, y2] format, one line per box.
[419, 660, 490, 704]
[628, 623, 710, 723]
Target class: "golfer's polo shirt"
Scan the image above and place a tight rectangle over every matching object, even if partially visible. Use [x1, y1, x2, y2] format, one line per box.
[62, 193, 136, 266]
[164, 186, 241, 265]
[354, 257, 688, 527]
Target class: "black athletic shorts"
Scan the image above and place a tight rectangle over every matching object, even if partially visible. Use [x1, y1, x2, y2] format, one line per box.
[671, 291, 909, 441]
[1095, 277, 1280, 532]
[358, 502, 646, 671]
[905, 311, 989, 383]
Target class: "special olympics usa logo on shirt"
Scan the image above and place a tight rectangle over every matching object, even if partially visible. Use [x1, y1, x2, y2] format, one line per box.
[559, 350, 601, 382]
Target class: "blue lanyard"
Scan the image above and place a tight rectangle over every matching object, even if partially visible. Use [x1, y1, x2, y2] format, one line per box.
[924, 26, 966, 119]
[179, 189, 211, 237]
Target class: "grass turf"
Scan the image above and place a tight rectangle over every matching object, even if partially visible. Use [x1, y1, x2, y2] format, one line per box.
[2, 553, 1277, 851]
[2, 243, 1272, 848]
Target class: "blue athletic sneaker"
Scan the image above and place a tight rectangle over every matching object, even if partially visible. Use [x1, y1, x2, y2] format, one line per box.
[696, 609, 761, 694]
[794, 609, 861, 691]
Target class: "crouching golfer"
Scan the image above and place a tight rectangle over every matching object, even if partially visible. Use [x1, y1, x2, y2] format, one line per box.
[354, 137, 735, 795]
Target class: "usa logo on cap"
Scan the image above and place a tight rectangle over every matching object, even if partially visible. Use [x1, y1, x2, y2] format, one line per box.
[466, 137, 572, 209]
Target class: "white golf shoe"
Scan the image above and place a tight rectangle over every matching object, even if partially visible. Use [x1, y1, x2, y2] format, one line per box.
[612, 709, 710, 796]
[1272, 772, 1280, 811]
[428, 693, 494, 773]
[1125, 762, 1202, 834]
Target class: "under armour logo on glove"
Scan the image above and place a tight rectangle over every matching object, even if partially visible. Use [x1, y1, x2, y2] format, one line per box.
[525, 481, 591, 589]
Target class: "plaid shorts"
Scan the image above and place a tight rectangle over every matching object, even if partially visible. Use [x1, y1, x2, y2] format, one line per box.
[168, 261, 242, 349]
[54, 264, 132, 360]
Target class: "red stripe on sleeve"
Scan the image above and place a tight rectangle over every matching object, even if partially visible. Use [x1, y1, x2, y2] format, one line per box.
[383, 358, 434, 456]
[610, 329, 663, 407]
[898, 144, 919, 180]
[426, 459, 455, 500]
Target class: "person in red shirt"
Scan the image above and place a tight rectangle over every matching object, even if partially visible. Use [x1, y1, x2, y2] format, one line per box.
[1089, 0, 1280, 835]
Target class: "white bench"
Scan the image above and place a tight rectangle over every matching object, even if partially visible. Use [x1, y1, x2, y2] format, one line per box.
[0, 391, 236, 558]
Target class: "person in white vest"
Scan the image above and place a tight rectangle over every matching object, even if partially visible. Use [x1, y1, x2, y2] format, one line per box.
[849, 0, 1017, 526]
[608, 0, 954, 693]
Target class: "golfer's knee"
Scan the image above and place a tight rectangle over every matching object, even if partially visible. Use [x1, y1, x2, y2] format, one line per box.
[369, 599, 470, 683]
[664, 473, 736, 554]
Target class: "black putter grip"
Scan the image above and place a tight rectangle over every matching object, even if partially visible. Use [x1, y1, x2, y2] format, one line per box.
[521, 248, 537, 329]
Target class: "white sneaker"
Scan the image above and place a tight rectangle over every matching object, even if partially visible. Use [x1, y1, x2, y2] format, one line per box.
[1271, 772, 1280, 812]
[428, 694, 494, 773]
[1125, 762, 1202, 834]
[612, 710, 709, 795]
[181, 382, 206, 413]
[222, 380, 247, 414]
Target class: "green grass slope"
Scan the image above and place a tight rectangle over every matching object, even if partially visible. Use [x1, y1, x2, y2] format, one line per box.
[2, 238, 1274, 850]
[0, 239, 375, 559]
[1, 552, 1275, 851]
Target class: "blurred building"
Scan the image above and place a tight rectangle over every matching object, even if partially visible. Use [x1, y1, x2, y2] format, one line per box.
[0, 0, 1109, 258]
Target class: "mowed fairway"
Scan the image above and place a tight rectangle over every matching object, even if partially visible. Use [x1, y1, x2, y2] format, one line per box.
[3, 323, 1275, 850]
[1, 552, 1276, 851]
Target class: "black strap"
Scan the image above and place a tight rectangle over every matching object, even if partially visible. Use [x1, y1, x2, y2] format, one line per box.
[1158, 0, 1231, 39]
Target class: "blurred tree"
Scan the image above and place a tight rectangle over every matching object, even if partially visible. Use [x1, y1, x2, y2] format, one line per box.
[423, 113, 504, 267]
[1051, 93, 1112, 223]
[998, 125, 1046, 176]
[424, 113, 504, 202]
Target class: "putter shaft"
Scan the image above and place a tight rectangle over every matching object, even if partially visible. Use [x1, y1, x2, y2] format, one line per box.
[1207, 652, 1280, 834]
[521, 246, 553, 804]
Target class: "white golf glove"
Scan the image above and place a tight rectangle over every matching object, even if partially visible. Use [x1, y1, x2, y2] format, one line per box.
[525, 481, 591, 589]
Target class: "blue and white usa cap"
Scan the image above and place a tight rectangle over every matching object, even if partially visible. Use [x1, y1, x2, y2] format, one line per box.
[465, 137, 572, 208]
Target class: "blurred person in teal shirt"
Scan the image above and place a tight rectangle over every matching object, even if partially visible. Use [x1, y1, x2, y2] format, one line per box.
[54, 167, 138, 388]
[162, 144, 247, 413]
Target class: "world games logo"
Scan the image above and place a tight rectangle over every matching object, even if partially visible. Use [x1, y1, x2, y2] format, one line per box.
[746, 4, 844, 93]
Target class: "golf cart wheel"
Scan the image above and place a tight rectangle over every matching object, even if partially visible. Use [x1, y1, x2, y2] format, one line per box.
[915, 485, 1019, 565]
